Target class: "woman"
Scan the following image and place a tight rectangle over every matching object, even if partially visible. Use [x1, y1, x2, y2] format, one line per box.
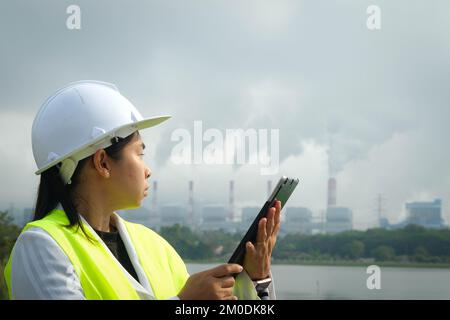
[3, 80, 280, 300]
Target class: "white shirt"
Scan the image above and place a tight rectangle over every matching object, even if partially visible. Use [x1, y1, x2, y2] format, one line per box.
[9, 214, 275, 300]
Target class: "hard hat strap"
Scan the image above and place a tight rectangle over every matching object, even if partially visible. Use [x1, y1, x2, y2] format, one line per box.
[58, 125, 138, 185]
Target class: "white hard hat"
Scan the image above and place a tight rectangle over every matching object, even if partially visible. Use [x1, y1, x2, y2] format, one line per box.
[32, 80, 171, 184]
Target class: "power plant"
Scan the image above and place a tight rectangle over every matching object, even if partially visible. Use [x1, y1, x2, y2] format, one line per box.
[10, 176, 446, 233]
[114, 172, 443, 234]
[228, 180, 235, 222]
[327, 177, 337, 207]
[120, 177, 354, 234]
[324, 176, 353, 234]
[188, 180, 195, 229]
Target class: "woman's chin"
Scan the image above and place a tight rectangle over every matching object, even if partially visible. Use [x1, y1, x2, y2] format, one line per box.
[121, 201, 142, 210]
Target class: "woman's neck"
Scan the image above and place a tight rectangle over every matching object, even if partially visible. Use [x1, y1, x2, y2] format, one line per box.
[71, 177, 118, 232]
[74, 198, 116, 232]
[82, 210, 116, 232]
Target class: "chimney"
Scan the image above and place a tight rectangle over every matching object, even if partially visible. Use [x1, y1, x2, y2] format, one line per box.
[327, 177, 336, 207]
[229, 180, 235, 221]
[267, 180, 273, 198]
[188, 180, 194, 227]
[151, 180, 158, 216]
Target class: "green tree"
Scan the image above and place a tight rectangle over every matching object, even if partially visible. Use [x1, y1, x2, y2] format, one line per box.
[0, 211, 21, 300]
[343, 240, 365, 259]
[159, 224, 214, 260]
[413, 245, 430, 262]
[372, 245, 395, 261]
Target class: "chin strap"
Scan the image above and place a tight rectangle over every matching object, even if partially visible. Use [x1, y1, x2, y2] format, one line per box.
[58, 157, 78, 185]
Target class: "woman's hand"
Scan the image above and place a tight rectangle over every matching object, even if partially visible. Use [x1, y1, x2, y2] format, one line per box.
[243, 200, 282, 280]
[177, 263, 243, 300]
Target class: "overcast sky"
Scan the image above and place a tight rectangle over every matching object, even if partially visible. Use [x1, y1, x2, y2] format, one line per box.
[0, 0, 449, 229]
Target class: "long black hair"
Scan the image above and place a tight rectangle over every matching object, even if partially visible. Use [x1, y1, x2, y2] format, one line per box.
[32, 131, 138, 237]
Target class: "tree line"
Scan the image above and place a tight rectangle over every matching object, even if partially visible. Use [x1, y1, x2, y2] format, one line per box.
[161, 223, 450, 264]
[2, 211, 450, 299]
[273, 225, 450, 263]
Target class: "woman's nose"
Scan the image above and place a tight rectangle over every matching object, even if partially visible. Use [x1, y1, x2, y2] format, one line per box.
[145, 167, 151, 179]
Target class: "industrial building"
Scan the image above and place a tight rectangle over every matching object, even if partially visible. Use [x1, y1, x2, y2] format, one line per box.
[159, 205, 186, 227]
[405, 199, 444, 229]
[324, 206, 353, 234]
[323, 177, 353, 234]
[284, 207, 314, 235]
[200, 205, 230, 232]
[238, 206, 260, 233]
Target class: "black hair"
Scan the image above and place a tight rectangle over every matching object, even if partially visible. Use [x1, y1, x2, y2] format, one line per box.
[32, 131, 139, 238]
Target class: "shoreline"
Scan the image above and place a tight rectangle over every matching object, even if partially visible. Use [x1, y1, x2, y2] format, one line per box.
[184, 259, 450, 269]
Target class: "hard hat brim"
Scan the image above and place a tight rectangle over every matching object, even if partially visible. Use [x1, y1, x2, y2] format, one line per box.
[35, 115, 171, 175]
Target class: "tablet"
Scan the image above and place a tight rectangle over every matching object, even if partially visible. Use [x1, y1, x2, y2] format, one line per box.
[228, 176, 300, 265]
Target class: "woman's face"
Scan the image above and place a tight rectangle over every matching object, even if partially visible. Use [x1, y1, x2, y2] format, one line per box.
[108, 133, 151, 210]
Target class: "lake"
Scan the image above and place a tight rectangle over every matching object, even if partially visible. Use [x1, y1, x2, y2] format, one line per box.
[186, 263, 450, 299]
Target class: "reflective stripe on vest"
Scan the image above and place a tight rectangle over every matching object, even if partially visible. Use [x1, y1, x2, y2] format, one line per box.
[4, 209, 189, 300]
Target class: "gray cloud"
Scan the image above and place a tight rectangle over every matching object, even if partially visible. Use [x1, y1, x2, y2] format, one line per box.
[1, 0, 449, 228]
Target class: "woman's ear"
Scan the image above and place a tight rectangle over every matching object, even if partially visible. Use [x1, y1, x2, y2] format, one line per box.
[92, 149, 111, 179]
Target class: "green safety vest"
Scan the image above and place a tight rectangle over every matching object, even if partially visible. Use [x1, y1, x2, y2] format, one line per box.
[3, 209, 189, 300]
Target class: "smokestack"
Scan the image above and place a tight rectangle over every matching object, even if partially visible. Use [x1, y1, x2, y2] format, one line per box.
[229, 180, 235, 221]
[267, 180, 273, 198]
[188, 180, 194, 227]
[327, 177, 336, 207]
[151, 180, 158, 216]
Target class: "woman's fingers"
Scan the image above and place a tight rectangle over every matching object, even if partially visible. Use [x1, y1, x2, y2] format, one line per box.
[273, 221, 281, 239]
[220, 276, 236, 288]
[273, 200, 282, 237]
[241, 201, 282, 282]
[274, 201, 281, 225]
[246, 241, 256, 258]
[223, 294, 238, 300]
[256, 217, 267, 244]
[266, 207, 275, 240]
